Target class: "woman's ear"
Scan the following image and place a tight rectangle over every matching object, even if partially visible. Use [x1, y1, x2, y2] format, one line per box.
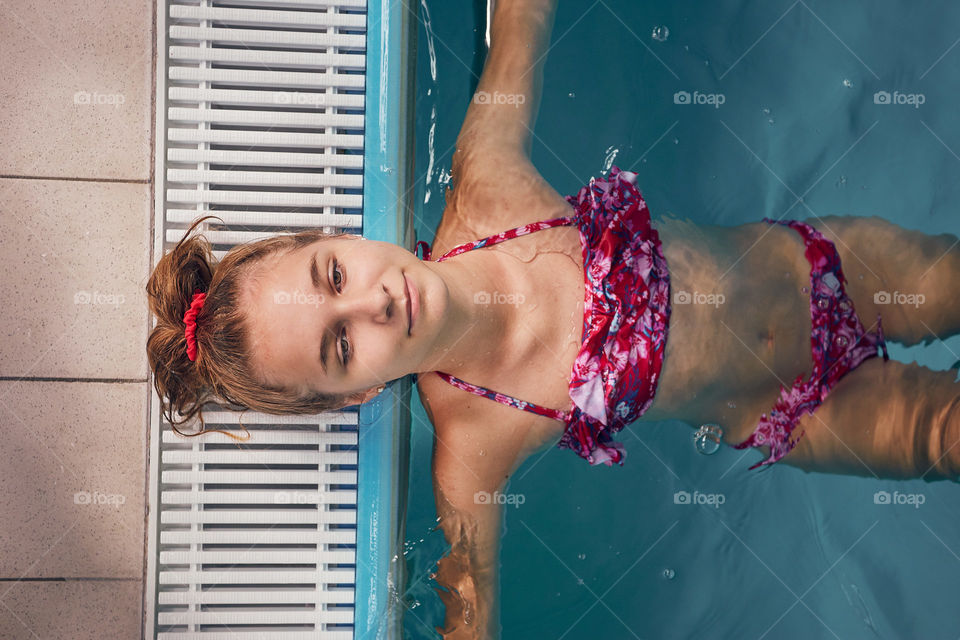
[344, 384, 386, 408]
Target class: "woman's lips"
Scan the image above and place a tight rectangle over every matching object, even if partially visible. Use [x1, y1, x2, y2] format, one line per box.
[409, 273, 419, 333]
[404, 272, 419, 335]
[403, 273, 412, 335]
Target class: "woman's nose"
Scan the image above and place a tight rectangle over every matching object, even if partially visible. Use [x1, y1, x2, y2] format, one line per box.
[335, 284, 393, 323]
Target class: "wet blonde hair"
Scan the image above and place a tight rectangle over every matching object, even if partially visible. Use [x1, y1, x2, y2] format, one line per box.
[145, 215, 365, 439]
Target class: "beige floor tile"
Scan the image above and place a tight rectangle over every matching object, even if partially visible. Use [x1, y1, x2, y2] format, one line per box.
[0, 381, 146, 579]
[0, 0, 153, 179]
[0, 177, 151, 380]
[0, 579, 141, 640]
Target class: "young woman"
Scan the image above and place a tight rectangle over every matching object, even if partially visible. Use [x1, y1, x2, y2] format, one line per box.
[146, 1, 960, 637]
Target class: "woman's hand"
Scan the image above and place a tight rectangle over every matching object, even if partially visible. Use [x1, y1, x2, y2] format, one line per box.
[454, 0, 559, 165]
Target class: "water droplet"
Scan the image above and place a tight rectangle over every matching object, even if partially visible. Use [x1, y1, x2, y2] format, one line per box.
[651, 25, 670, 42]
[843, 78, 853, 88]
[801, 286, 809, 294]
[568, 92, 576, 99]
[762, 107, 771, 115]
[836, 175, 847, 187]
[836, 335, 849, 347]
[662, 568, 676, 580]
[577, 553, 586, 560]
[817, 297, 830, 310]
[603, 145, 620, 172]
[767, 117, 775, 124]
[694, 423, 724, 455]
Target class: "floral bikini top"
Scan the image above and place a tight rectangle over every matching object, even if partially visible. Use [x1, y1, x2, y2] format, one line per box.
[413, 166, 672, 466]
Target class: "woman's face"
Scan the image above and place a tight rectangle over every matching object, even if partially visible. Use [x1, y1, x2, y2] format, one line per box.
[244, 235, 439, 401]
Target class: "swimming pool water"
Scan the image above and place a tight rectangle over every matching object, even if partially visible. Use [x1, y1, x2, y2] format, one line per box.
[401, 1, 960, 637]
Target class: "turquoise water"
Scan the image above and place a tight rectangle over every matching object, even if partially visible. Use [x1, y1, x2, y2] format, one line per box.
[401, 1, 960, 637]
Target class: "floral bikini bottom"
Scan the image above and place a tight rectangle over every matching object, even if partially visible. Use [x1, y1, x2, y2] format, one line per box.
[731, 217, 890, 470]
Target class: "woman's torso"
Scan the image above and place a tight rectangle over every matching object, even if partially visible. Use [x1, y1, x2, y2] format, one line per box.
[416, 206, 586, 460]
[417, 178, 815, 462]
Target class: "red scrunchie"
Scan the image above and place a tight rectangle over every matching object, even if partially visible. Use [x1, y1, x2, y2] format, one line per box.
[183, 291, 206, 362]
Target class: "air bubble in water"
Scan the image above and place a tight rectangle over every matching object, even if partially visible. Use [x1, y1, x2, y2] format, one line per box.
[694, 423, 724, 455]
[652, 25, 669, 42]
[568, 92, 576, 99]
[843, 78, 853, 88]
[577, 553, 586, 560]
[662, 568, 676, 580]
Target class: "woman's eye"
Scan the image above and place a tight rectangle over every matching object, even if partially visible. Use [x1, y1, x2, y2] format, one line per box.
[339, 328, 350, 366]
[332, 258, 348, 366]
[332, 259, 343, 292]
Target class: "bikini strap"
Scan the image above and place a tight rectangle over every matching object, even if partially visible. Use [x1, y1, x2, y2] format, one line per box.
[434, 371, 572, 422]
[415, 214, 578, 262]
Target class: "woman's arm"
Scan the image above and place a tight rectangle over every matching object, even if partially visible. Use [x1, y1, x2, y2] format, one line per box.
[453, 0, 559, 167]
[431, 475, 504, 639]
[429, 416, 530, 639]
[444, 0, 570, 231]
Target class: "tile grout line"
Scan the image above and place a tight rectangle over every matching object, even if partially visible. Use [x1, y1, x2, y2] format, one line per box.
[141, 0, 159, 637]
[0, 378, 148, 383]
[0, 175, 149, 183]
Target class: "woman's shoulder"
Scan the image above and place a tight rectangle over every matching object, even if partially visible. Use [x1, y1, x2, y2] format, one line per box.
[417, 371, 567, 465]
[441, 155, 573, 241]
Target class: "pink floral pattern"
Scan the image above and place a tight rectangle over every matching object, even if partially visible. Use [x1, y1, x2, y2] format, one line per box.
[414, 174, 890, 472]
[730, 218, 890, 470]
[415, 165, 671, 467]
